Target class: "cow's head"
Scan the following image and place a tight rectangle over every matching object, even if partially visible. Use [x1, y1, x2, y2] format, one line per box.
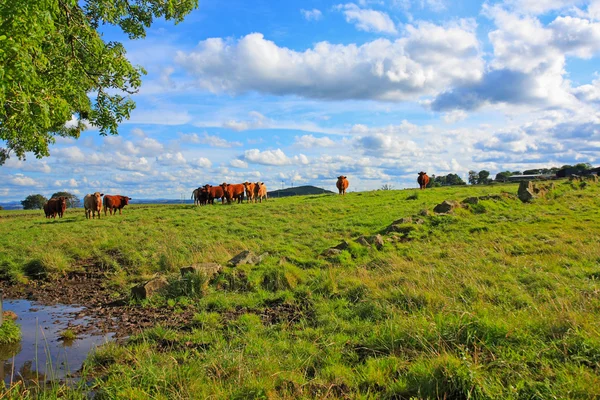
[418, 171, 426, 176]
[122, 197, 131, 205]
[338, 176, 346, 180]
[220, 182, 229, 189]
[243, 181, 250, 189]
[57, 196, 67, 207]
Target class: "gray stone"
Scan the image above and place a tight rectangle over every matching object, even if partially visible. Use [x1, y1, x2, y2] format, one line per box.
[228, 251, 268, 267]
[433, 200, 459, 214]
[418, 209, 431, 216]
[131, 276, 168, 300]
[462, 197, 479, 205]
[355, 234, 385, 250]
[385, 224, 414, 235]
[392, 217, 412, 224]
[518, 181, 543, 203]
[333, 241, 350, 250]
[180, 263, 223, 279]
[321, 248, 342, 257]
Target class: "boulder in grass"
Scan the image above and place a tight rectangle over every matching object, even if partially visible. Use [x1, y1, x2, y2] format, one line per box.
[228, 251, 268, 267]
[131, 276, 168, 300]
[180, 263, 223, 279]
[433, 200, 460, 214]
[321, 248, 342, 257]
[355, 234, 385, 250]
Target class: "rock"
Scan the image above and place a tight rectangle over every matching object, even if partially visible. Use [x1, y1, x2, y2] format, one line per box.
[333, 241, 349, 251]
[321, 248, 342, 257]
[418, 209, 431, 216]
[385, 224, 414, 236]
[228, 251, 268, 267]
[3, 311, 17, 321]
[433, 200, 460, 214]
[131, 276, 168, 300]
[392, 217, 412, 224]
[355, 234, 385, 250]
[414, 219, 425, 225]
[462, 197, 479, 205]
[180, 263, 223, 279]
[518, 181, 551, 203]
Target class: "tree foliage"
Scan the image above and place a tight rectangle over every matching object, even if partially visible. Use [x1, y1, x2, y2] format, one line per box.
[0, 0, 198, 164]
[21, 194, 48, 210]
[51, 191, 80, 208]
[427, 173, 466, 187]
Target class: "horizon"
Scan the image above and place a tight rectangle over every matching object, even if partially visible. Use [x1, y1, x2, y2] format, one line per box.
[2, 0, 600, 202]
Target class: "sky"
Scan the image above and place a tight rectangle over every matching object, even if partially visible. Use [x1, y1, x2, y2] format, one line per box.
[2, 0, 600, 201]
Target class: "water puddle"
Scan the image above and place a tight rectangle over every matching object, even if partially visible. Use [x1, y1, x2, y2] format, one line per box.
[1, 299, 113, 386]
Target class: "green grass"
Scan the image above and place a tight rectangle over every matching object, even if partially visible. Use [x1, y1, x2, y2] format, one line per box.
[0, 318, 21, 345]
[2, 181, 600, 398]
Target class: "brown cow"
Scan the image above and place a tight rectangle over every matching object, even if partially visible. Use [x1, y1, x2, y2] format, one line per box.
[336, 176, 349, 195]
[103, 195, 131, 216]
[243, 182, 257, 203]
[255, 182, 267, 203]
[84, 192, 104, 219]
[417, 172, 430, 189]
[220, 182, 245, 204]
[45, 196, 67, 219]
[203, 184, 225, 205]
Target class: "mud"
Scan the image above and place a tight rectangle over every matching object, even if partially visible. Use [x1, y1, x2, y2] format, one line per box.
[0, 270, 195, 339]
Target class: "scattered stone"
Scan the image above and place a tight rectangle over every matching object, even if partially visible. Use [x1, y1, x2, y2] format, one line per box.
[2, 311, 17, 321]
[414, 219, 425, 225]
[228, 251, 268, 267]
[462, 197, 479, 205]
[180, 263, 223, 279]
[131, 276, 168, 300]
[392, 217, 412, 224]
[354, 234, 385, 250]
[434, 200, 460, 214]
[418, 209, 431, 217]
[321, 248, 342, 257]
[333, 241, 350, 251]
[518, 181, 551, 203]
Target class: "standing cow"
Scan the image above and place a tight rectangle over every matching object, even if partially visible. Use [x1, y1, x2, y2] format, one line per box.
[243, 182, 257, 203]
[255, 182, 268, 203]
[44, 196, 67, 219]
[191, 188, 201, 206]
[417, 172, 430, 189]
[84, 192, 104, 219]
[220, 182, 245, 204]
[103, 195, 131, 216]
[203, 184, 225, 205]
[336, 176, 349, 195]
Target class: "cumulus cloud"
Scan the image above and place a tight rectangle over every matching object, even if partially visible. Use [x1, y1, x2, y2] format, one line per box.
[301, 8, 323, 21]
[10, 174, 38, 186]
[355, 133, 421, 157]
[175, 25, 483, 101]
[337, 3, 398, 34]
[244, 149, 309, 166]
[156, 152, 187, 166]
[222, 111, 268, 131]
[182, 132, 243, 147]
[294, 135, 336, 148]
[392, 0, 447, 12]
[230, 159, 249, 168]
[191, 157, 212, 168]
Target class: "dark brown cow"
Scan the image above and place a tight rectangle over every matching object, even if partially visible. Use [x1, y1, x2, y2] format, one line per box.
[203, 184, 225, 205]
[243, 182, 257, 203]
[45, 196, 67, 219]
[417, 172, 430, 189]
[255, 182, 267, 203]
[103, 195, 131, 216]
[336, 176, 349, 195]
[220, 182, 245, 204]
[84, 192, 104, 219]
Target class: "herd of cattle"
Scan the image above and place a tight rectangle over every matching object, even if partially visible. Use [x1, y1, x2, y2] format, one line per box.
[43, 193, 132, 219]
[41, 173, 428, 219]
[192, 182, 268, 205]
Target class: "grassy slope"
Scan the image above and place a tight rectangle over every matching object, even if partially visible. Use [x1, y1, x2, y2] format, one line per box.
[1, 182, 600, 399]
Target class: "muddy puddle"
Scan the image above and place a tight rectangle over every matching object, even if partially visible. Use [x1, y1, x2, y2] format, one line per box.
[1, 299, 113, 386]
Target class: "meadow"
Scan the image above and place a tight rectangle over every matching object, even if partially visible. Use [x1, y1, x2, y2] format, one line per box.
[1, 180, 600, 399]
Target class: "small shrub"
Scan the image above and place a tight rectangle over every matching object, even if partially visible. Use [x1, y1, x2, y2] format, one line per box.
[165, 272, 207, 299]
[0, 319, 21, 345]
[406, 193, 419, 200]
[58, 329, 77, 342]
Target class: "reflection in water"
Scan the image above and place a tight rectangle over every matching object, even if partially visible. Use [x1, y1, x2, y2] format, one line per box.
[0, 300, 114, 385]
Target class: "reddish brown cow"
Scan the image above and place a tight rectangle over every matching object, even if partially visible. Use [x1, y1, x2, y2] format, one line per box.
[45, 196, 67, 219]
[336, 176, 349, 195]
[243, 182, 257, 203]
[103, 195, 131, 216]
[417, 172, 430, 189]
[203, 184, 225, 205]
[255, 182, 267, 203]
[84, 192, 104, 219]
[220, 182, 245, 204]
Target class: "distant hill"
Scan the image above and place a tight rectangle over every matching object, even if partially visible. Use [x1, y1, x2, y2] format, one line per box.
[268, 185, 334, 198]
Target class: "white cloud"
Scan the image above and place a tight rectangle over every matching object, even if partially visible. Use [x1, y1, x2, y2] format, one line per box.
[301, 8, 323, 21]
[230, 159, 249, 168]
[192, 157, 212, 168]
[294, 135, 336, 148]
[176, 25, 483, 102]
[500, 0, 584, 15]
[185, 133, 243, 147]
[244, 149, 309, 166]
[223, 111, 268, 131]
[156, 152, 187, 166]
[131, 128, 146, 138]
[136, 138, 164, 156]
[337, 3, 398, 34]
[443, 110, 468, 123]
[10, 174, 38, 186]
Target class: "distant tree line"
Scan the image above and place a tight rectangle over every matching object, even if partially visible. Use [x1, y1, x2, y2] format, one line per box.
[426, 173, 466, 187]
[21, 192, 80, 210]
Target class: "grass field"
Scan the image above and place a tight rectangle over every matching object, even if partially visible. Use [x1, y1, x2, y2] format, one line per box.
[1, 180, 600, 399]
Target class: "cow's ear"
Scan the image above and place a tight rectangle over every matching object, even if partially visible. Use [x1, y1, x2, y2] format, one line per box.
[128, 197, 132, 200]
[100, 193, 104, 196]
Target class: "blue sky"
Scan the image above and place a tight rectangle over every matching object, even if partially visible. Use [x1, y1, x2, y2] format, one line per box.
[2, 0, 600, 201]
